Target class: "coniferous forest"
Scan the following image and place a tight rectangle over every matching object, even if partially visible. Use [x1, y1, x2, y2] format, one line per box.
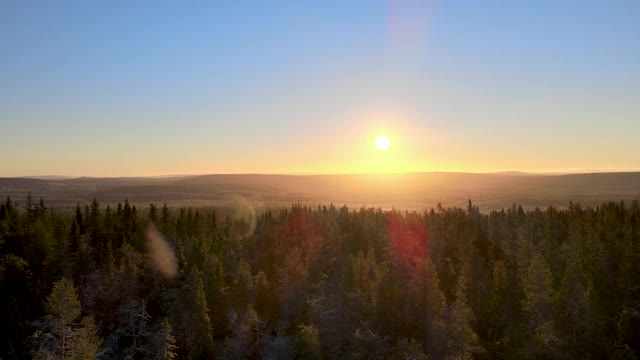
[1, 196, 639, 359]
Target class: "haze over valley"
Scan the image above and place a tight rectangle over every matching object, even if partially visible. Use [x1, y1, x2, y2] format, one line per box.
[2, 171, 640, 211]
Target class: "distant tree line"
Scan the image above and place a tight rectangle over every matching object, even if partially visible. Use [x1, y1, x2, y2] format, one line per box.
[1, 195, 639, 359]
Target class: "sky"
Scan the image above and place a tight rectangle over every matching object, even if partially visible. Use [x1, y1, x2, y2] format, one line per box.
[1, 0, 639, 176]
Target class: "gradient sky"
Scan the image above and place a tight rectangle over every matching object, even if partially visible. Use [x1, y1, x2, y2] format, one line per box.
[1, 1, 639, 176]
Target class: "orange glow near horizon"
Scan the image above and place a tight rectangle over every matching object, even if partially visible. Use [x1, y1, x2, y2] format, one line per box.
[5, 106, 638, 177]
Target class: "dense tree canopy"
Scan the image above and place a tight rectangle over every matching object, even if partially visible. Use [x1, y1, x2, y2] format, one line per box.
[0, 196, 639, 359]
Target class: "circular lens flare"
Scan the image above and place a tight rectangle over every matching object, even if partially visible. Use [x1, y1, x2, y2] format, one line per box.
[375, 135, 391, 151]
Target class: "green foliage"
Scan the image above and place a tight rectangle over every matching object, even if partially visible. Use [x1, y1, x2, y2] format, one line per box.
[296, 323, 324, 360]
[188, 271, 215, 359]
[522, 252, 559, 355]
[393, 338, 428, 360]
[1, 197, 640, 359]
[68, 316, 102, 360]
[446, 277, 483, 359]
[32, 278, 101, 360]
[45, 277, 81, 330]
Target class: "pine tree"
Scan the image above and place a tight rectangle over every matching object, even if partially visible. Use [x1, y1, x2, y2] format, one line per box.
[32, 278, 101, 359]
[151, 318, 178, 360]
[224, 305, 265, 359]
[446, 276, 483, 359]
[88, 198, 101, 250]
[188, 271, 215, 359]
[160, 203, 171, 235]
[73, 235, 94, 281]
[349, 249, 377, 323]
[522, 252, 559, 355]
[254, 270, 278, 320]
[409, 256, 447, 358]
[68, 316, 102, 360]
[44, 277, 81, 358]
[393, 338, 428, 360]
[75, 204, 85, 235]
[149, 204, 159, 224]
[232, 260, 254, 308]
[373, 261, 403, 336]
[295, 323, 323, 360]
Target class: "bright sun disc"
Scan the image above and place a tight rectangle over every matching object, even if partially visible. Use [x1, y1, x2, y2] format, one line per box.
[375, 135, 390, 151]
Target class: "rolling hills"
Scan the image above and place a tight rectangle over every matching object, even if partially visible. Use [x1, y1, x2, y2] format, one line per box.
[1, 172, 639, 211]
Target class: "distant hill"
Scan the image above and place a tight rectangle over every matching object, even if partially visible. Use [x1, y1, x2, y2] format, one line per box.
[1, 172, 639, 211]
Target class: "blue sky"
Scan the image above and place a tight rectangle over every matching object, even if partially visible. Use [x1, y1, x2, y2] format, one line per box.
[1, 1, 639, 176]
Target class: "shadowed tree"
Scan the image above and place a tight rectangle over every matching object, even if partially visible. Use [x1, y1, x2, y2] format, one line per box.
[296, 323, 323, 360]
[446, 276, 483, 359]
[522, 252, 559, 356]
[150, 317, 178, 360]
[188, 270, 215, 359]
[408, 256, 447, 358]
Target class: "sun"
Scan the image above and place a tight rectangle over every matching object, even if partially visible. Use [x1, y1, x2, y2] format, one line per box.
[375, 135, 391, 151]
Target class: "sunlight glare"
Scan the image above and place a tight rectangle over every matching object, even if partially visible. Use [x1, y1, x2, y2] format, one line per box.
[375, 135, 391, 151]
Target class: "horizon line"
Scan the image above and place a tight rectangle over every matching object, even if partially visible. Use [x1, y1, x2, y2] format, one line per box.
[5, 168, 640, 179]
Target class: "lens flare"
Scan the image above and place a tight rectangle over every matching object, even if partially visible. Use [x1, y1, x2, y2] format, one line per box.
[145, 225, 178, 279]
[227, 194, 257, 239]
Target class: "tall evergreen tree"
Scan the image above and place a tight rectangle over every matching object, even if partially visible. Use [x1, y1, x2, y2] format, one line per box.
[150, 318, 178, 360]
[408, 256, 447, 358]
[522, 252, 559, 356]
[188, 270, 215, 359]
